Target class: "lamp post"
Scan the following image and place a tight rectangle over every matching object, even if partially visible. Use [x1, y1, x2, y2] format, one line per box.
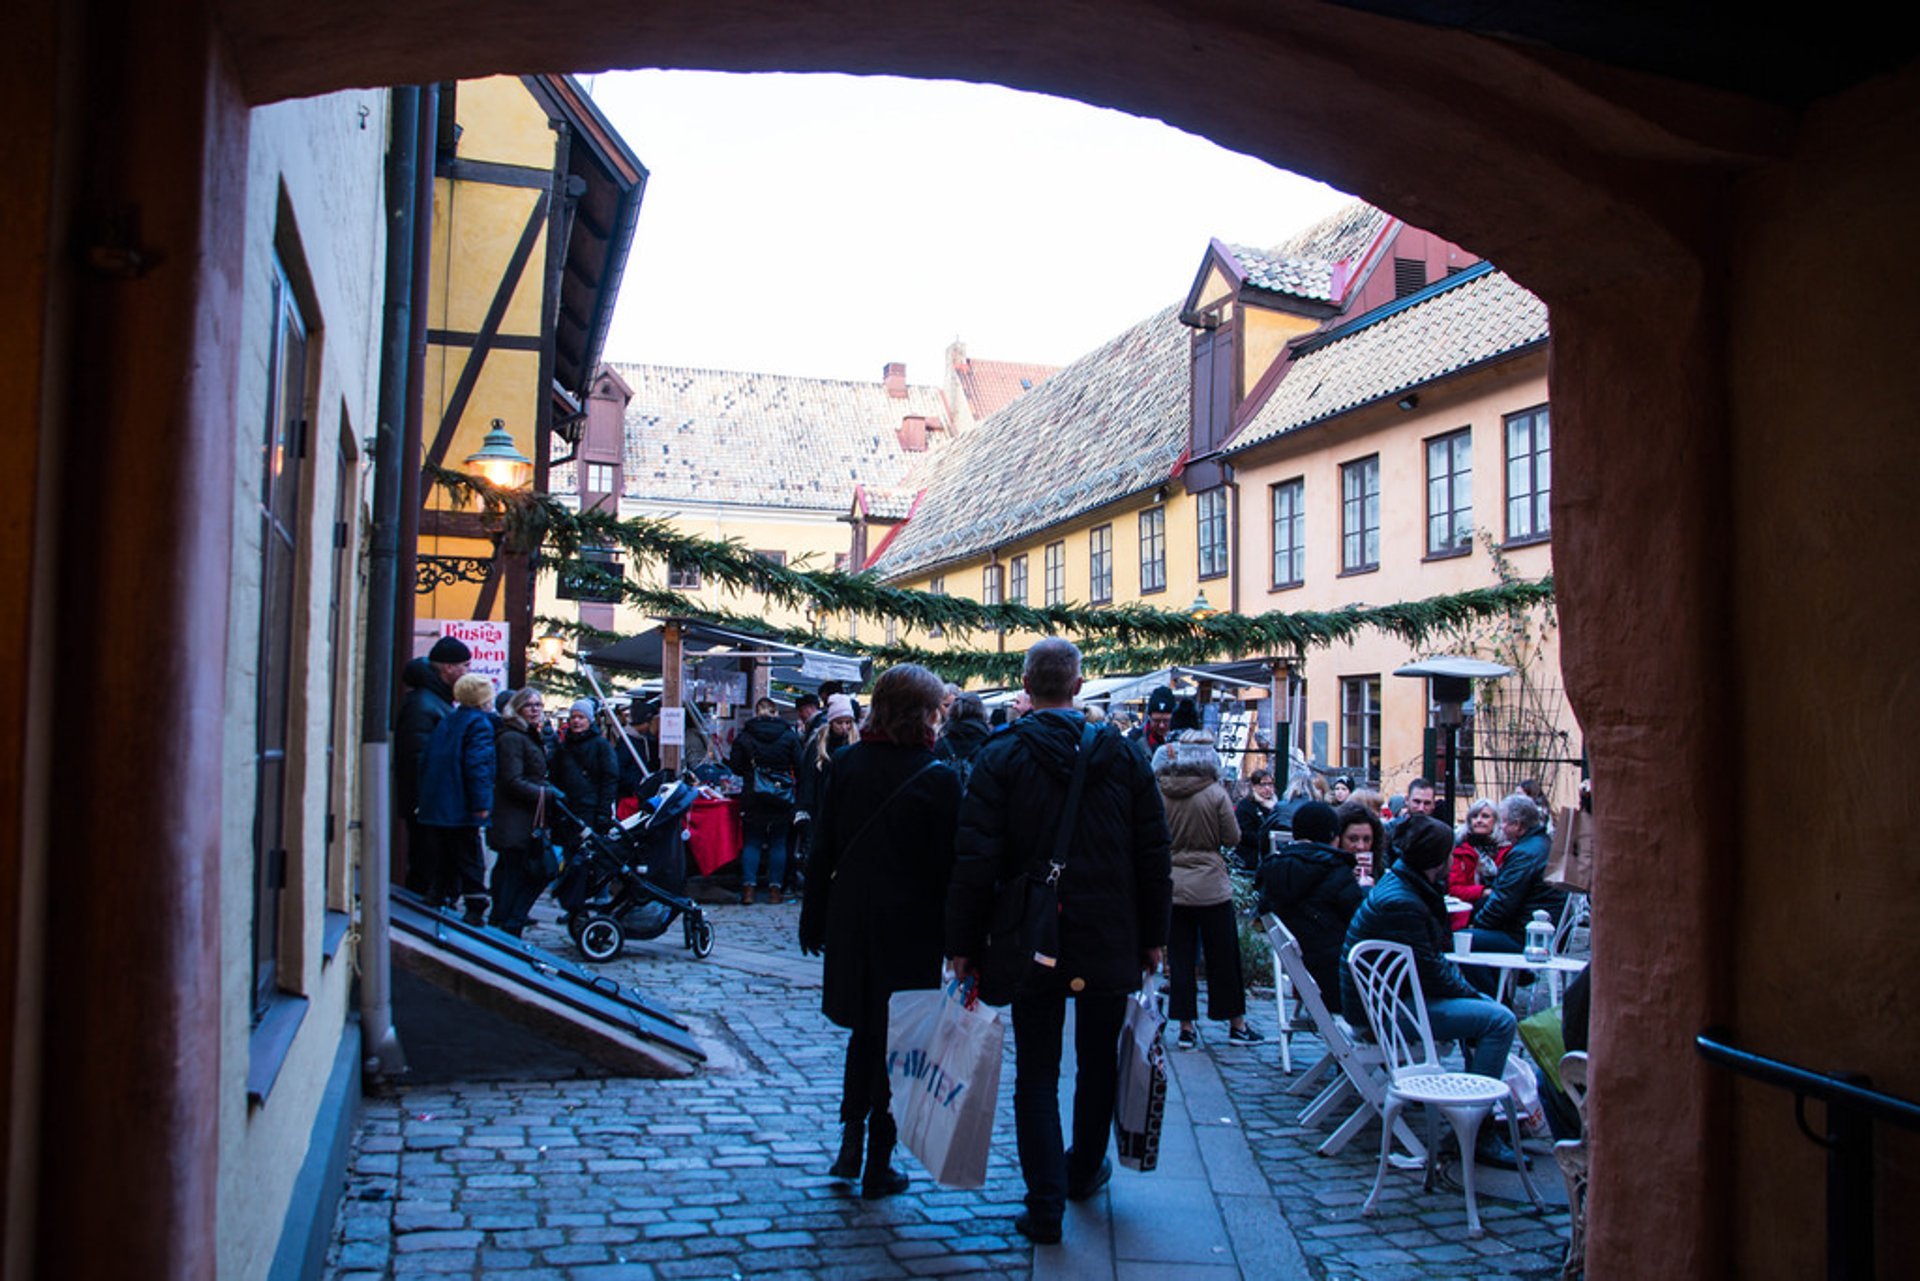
[1393, 656, 1513, 824]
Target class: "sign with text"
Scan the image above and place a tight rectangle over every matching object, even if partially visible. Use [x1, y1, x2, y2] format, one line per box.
[658, 707, 687, 747]
[416, 619, 511, 694]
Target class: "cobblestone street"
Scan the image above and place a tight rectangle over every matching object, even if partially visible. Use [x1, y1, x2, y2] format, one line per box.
[326, 900, 1572, 1279]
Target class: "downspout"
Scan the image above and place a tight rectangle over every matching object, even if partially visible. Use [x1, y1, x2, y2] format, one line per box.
[1226, 464, 1242, 618]
[357, 84, 425, 1081]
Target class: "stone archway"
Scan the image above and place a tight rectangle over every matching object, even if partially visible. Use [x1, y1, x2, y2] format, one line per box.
[14, 2, 1917, 1277]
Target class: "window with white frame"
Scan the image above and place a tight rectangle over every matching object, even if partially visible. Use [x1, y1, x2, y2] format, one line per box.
[1138, 507, 1166, 594]
[1197, 488, 1229, 580]
[1340, 674, 1382, 780]
[1044, 541, 1066, 606]
[928, 574, 946, 637]
[1089, 524, 1113, 604]
[584, 461, 617, 494]
[1505, 404, 1551, 543]
[667, 560, 701, 590]
[1425, 428, 1473, 557]
[1271, 477, 1305, 588]
[1341, 455, 1380, 573]
[1008, 553, 1028, 606]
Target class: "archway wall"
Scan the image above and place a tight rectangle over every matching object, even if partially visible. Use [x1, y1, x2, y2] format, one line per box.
[1723, 61, 1920, 1275]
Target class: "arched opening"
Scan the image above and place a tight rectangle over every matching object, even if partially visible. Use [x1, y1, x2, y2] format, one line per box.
[11, 2, 1916, 1277]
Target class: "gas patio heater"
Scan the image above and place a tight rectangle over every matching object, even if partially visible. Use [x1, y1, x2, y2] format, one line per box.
[1393, 655, 1513, 824]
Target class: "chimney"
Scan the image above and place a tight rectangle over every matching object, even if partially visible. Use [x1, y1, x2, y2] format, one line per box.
[884, 361, 907, 399]
[897, 415, 928, 452]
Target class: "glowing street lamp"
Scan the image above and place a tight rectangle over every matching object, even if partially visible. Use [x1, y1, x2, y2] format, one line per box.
[464, 418, 533, 490]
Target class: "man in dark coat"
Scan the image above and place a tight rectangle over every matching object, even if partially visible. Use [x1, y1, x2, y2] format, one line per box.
[1341, 814, 1524, 1168]
[728, 697, 803, 904]
[1125, 684, 1177, 762]
[1255, 800, 1364, 1011]
[395, 637, 469, 895]
[414, 671, 496, 921]
[948, 638, 1173, 1245]
[1466, 792, 1569, 985]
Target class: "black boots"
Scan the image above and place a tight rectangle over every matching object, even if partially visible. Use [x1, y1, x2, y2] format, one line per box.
[861, 1114, 908, 1199]
[828, 1120, 864, 1180]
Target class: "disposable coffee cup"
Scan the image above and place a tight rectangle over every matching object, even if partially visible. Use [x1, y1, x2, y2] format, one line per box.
[1453, 931, 1473, 955]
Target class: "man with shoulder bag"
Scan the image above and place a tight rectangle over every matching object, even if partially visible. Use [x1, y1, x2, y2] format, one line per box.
[947, 638, 1173, 1245]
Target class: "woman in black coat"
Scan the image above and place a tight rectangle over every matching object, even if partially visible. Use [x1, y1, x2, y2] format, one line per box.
[798, 664, 962, 1200]
[1254, 799, 1365, 1011]
[550, 698, 620, 832]
[487, 687, 563, 936]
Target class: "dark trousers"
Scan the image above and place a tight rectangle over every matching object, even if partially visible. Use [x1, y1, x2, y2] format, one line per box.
[1011, 984, 1127, 1218]
[1466, 927, 1525, 995]
[488, 841, 547, 933]
[839, 990, 893, 1130]
[1166, 900, 1247, 1022]
[414, 825, 488, 915]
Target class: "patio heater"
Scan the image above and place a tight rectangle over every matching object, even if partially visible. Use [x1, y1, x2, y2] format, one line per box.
[1393, 656, 1512, 823]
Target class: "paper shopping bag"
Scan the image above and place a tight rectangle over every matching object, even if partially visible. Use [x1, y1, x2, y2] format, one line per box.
[887, 983, 1004, 1189]
[1112, 983, 1168, 1171]
[1546, 805, 1594, 892]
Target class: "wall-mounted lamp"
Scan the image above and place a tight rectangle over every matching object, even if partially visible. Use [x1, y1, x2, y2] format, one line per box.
[1396, 394, 1420, 412]
[1187, 590, 1218, 620]
[533, 629, 567, 667]
[464, 418, 533, 490]
[1154, 485, 1170, 504]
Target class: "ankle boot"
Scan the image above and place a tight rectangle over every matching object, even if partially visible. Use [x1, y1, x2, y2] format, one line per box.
[828, 1120, 864, 1180]
[861, 1113, 908, 1199]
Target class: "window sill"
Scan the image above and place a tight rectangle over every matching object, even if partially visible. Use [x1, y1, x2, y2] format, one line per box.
[1270, 579, 1304, 593]
[1501, 533, 1552, 550]
[247, 991, 311, 1107]
[1090, 595, 1113, 607]
[322, 909, 351, 963]
[1139, 583, 1166, 595]
[1422, 547, 1471, 563]
[1337, 564, 1379, 578]
[1197, 570, 1229, 583]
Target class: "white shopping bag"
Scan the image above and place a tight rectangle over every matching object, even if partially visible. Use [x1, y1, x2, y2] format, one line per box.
[887, 981, 1004, 1188]
[1501, 1051, 1548, 1136]
[1112, 980, 1168, 1172]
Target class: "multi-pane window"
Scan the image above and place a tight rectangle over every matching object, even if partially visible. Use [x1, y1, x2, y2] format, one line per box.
[1271, 478, 1305, 588]
[983, 563, 1003, 606]
[1044, 541, 1066, 606]
[1008, 553, 1029, 606]
[1138, 507, 1166, 594]
[928, 574, 945, 637]
[1197, 488, 1229, 580]
[667, 560, 702, 590]
[1425, 429, 1473, 557]
[754, 549, 787, 568]
[585, 461, 617, 493]
[253, 259, 309, 1020]
[1341, 455, 1381, 573]
[1340, 675, 1382, 780]
[1505, 404, 1551, 543]
[1088, 525, 1113, 604]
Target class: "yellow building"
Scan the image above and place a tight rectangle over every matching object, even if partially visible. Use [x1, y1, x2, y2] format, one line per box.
[872, 201, 1578, 802]
[417, 74, 644, 681]
[542, 360, 951, 640]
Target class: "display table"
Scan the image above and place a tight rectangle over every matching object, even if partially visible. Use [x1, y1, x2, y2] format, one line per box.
[686, 795, 742, 875]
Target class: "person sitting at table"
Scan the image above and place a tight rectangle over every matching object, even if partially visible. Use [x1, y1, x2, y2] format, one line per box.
[1448, 798, 1503, 928]
[1233, 768, 1279, 870]
[1255, 800, 1364, 1016]
[1333, 799, 1385, 887]
[1340, 814, 1526, 1169]
[1465, 792, 1569, 990]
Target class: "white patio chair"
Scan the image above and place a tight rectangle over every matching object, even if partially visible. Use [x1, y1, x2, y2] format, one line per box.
[1262, 916, 1425, 1162]
[1556, 1051, 1590, 1279]
[1347, 939, 1543, 1236]
[1267, 920, 1296, 1075]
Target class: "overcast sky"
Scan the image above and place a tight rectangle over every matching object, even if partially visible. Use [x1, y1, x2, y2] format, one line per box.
[586, 71, 1353, 386]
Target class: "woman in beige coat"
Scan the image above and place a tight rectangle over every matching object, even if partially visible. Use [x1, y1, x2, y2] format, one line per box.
[1154, 731, 1264, 1051]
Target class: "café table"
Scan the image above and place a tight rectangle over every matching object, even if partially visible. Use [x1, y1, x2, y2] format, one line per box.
[1445, 949, 1587, 1006]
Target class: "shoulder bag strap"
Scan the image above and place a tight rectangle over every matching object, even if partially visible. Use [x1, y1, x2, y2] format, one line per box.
[1039, 721, 1100, 887]
[829, 758, 943, 877]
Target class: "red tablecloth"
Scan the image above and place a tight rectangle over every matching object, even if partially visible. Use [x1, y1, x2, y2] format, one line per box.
[686, 796, 742, 875]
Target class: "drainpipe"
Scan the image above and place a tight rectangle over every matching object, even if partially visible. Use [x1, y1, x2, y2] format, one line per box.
[1226, 465, 1242, 618]
[358, 84, 425, 1081]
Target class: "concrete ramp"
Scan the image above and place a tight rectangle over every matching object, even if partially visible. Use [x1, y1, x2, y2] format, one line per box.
[391, 890, 704, 1080]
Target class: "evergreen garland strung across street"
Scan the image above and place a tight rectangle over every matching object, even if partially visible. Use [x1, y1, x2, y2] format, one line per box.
[431, 466, 1555, 678]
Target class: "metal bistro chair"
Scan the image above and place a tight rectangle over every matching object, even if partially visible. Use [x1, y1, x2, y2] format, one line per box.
[1347, 939, 1543, 1236]
[1555, 1051, 1591, 1279]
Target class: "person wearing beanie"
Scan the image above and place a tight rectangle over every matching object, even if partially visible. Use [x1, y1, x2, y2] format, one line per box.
[412, 671, 497, 922]
[395, 637, 472, 895]
[1338, 814, 1525, 1169]
[1254, 799, 1364, 1017]
[1126, 685, 1178, 761]
[1168, 697, 1203, 733]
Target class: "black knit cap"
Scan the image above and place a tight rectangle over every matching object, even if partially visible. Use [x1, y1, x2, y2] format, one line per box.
[1291, 801, 1339, 844]
[1147, 686, 1178, 714]
[427, 636, 471, 664]
[1170, 698, 1202, 731]
[1394, 814, 1454, 873]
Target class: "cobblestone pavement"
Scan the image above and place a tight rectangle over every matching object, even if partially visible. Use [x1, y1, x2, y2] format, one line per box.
[325, 899, 1572, 1279]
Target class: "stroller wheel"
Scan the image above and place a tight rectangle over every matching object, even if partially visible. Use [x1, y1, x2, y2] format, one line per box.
[578, 914, 625, 962]
[689, 916, 714, 959]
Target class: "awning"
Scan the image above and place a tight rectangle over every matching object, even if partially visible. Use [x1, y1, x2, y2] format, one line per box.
[580, 619, 872, 692]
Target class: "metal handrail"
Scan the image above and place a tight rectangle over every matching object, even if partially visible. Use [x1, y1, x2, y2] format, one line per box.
[1696, 1028, 1919, 1281]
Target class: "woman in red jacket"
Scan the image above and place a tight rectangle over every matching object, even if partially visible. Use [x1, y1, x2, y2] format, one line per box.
[1447, 798, 1503, 929]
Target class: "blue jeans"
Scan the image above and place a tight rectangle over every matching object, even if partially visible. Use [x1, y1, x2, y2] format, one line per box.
[1010, 984, 1127, 1219]
[1426, 996, 1517, 1078]
[740, 814, 789, 889]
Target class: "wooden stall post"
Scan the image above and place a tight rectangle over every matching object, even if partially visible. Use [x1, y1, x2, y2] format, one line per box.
[661, 621, 683, 772]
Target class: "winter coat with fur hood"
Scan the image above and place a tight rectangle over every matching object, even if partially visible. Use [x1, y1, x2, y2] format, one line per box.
[1153, 737, 1239, 908]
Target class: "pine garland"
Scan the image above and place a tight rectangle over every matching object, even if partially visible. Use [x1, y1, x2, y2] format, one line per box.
[430, 466, 1555, 680]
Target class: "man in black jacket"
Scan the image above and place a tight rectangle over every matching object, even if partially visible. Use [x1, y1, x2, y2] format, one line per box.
[948, 638, 1173, 1245]
[1341, 814, 1524, 1168]
[728, 697, 803, 904]
[394, 637, 469, 895]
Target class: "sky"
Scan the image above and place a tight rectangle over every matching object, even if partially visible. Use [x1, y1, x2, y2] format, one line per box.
[585, 71, 1353, 387]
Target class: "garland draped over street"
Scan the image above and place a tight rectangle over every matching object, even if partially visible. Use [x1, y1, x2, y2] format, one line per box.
[430, 466, 1555, 684]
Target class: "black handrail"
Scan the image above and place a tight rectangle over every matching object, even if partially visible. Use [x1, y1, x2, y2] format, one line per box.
[1696, 1028, 1920, 1281]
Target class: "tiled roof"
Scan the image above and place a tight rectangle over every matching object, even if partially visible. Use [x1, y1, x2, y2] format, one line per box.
[954, 356, 1060, 422]
[868, 306, 1189, 580]
[1222, 202, 1391, 303]
[569, 364, 946, 511]
[1229, 267, 1548, 452]
[856, 485, 919, 521]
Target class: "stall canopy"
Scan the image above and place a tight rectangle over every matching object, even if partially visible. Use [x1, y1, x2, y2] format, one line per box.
[1097, 660, 1275, 706]
[580, 620, 872, 693]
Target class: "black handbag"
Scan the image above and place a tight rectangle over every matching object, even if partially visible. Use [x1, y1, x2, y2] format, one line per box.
[977, 721, 1099, 1006]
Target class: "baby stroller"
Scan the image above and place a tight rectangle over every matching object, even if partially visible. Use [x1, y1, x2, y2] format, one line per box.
[551, 774, 714, 963]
